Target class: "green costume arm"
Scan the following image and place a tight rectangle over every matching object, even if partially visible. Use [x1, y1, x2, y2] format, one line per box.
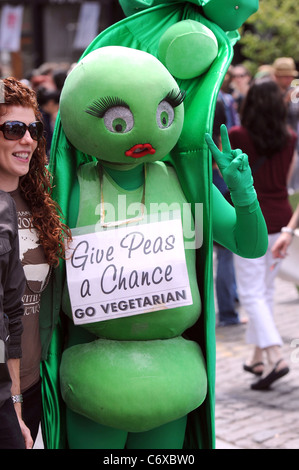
[207, 125, 268, 257]
[206, 124, 257, 207]
[212, 185, 268, 257]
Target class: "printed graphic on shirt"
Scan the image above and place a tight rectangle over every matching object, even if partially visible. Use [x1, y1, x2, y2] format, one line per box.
[17, 210, 50, 315]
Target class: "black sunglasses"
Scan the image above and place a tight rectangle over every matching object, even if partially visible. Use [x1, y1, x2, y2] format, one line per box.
[0, 120, 44, 141]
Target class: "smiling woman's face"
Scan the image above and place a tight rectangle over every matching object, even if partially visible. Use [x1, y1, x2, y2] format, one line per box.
[60, 47, 184, 167]
[0, 105, 37, 191]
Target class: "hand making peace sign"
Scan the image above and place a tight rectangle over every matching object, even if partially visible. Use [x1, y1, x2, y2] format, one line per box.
[205, 124, 256, 206]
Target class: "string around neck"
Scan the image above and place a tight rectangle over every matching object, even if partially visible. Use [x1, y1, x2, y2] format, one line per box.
[98, 163, 146, 228]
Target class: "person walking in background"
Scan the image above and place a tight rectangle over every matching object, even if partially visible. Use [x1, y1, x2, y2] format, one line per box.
[29, 62, 68, 159]
[218, 66, 240, 129]
[231, 64, 252, 115]
[0, 77, 71, 444]
[213, 75, 242, 326]
[273, 57, 299, 122]
[229, 78, 297, 390]
[0, 190, 32, 449]
[273, 57, 299, 192]
[254, 64, 275, 81]
[213, 161, 242, 326]
[37, 88, 61, 161]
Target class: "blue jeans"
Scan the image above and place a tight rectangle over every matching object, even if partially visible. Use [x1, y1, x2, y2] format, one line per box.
[215, 245, 240, 325]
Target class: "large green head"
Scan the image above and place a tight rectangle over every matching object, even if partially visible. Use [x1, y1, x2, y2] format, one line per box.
[60, 46, 185, 166]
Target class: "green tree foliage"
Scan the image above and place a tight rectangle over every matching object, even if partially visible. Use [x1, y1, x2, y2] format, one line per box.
[239, 0, 299, 72]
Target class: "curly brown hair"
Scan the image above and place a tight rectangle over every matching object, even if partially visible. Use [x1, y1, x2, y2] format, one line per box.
[0, 77, 71, 266]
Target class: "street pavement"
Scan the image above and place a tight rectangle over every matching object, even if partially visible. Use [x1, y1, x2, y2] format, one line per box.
[34, 257, 299, 450]
[215, 263, 299, 449]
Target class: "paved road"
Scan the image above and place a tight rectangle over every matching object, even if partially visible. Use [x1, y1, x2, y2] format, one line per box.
[215, 269, 299, 449]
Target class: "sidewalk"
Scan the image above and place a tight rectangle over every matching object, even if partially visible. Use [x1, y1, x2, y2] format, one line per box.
[215, 271, 299, 449]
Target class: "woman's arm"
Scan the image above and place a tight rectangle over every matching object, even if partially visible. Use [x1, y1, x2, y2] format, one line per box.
[7, 358, 33, 448]
[271, 203, 299, 259]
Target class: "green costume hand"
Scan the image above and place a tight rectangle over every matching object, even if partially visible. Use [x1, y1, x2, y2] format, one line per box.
[205, 124, 257, 206]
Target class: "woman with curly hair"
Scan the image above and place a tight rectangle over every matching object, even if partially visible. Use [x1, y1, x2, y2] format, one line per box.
[229, 78, 297, 390]
[0, 77, 71, 444]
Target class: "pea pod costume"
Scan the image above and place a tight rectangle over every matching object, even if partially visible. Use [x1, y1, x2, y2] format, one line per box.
[40, 0, 266, 449]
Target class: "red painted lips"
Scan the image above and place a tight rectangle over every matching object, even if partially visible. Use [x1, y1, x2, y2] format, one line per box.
[125, 143, 156, 158]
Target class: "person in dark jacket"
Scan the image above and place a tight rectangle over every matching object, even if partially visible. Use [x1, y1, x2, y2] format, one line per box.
[0, 190, 32, 449]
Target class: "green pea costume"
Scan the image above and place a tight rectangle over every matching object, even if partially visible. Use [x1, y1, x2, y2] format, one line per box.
[39, 0, 267, 449]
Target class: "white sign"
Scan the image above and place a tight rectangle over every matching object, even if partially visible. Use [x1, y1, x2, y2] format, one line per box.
[66, 216, 192, 325]
[0, 6, 24, 52]
[73, 2, 101, 50]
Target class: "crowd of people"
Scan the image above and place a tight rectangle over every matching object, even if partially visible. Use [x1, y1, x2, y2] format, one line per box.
[23, 62, 71, 159]
[214, 57, 299, 390]
[0, 54, 298, 448]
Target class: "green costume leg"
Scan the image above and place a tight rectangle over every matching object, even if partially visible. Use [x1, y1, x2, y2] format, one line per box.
[66, 408, 128, 449]
[67, 408, 186, 449]
[126, 415, 187, 449]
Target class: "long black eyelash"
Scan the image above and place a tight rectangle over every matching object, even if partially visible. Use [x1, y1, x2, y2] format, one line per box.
[85, 97, 129, 118]
[164, 89, 186, 107]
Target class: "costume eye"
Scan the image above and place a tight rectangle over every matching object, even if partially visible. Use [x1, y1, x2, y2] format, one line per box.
[156, 101, 174, 129]
[103, 106, 134, 133]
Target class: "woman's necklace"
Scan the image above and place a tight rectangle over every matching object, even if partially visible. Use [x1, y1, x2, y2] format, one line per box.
[98, 163, 146, 228]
